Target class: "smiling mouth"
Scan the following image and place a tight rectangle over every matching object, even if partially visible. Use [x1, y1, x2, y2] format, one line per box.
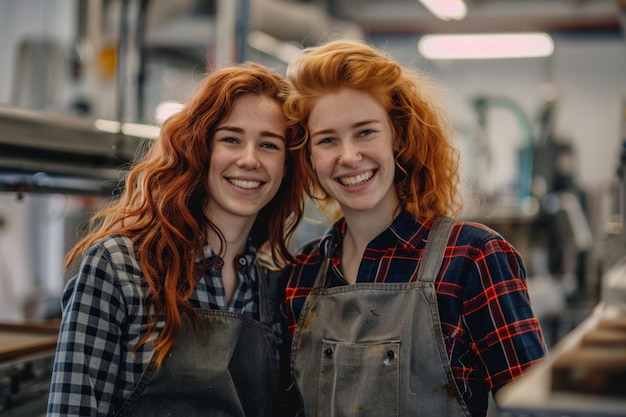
[338, 170, 374, 186]
[228, 178, 262, 189]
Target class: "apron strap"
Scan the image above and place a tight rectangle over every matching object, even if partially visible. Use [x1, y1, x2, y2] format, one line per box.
[415, 216, 456, 283]
[312, 239, 331, 290]
[256, 263, 272, 326]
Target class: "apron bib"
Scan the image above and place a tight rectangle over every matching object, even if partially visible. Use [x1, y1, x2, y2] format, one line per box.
[115, 266, 278, 417]
[291, 217, 471, 417]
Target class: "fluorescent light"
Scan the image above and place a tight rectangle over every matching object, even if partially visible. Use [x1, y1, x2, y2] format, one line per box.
[154, 100, 184, 126]
[419, 0, 467, 21]
[95, 118, 160, 139]
[94, 119, 121, 133]
[418, 32, 555, 60]
[121, 122, 160, 139]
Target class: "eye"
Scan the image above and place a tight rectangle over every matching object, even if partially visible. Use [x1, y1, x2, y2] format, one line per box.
[260, 141, 283, 150]
[358, 128, 375, 137]
[217, 135, 239, 144]
[314, 136, 335, 145]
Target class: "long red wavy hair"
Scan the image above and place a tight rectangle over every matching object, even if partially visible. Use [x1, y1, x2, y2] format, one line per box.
[65, 62, 304, 366]
[285, 39, 462, 222]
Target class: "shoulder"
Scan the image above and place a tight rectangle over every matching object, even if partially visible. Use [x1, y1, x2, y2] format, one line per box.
[295, 236, 326, 263]
[441, 221, 528, 301]
[439, 220, 525, 282]
[452, 221, 505, 244]
[279, 236, 325, 286]
[395, 213, 506, 253]
[448, 220, 519, 256]
[63, 235, 144, 306]
[84, 234, 139, 267]
[77, 235, 144, 284]
[282, 236, 325, 272]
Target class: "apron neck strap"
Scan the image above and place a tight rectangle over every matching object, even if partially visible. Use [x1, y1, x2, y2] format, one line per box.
[415, 217, 456, 283]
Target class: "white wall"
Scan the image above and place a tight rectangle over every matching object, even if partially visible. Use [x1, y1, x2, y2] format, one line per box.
[0, 0, 77, 108]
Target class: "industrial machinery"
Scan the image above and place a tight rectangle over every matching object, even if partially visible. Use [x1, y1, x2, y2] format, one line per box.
[0, 322, 58, 416]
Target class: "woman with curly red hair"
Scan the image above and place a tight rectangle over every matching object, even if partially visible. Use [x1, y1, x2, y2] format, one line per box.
[277, 39, 546, 417]
[47, 62, 304, 417]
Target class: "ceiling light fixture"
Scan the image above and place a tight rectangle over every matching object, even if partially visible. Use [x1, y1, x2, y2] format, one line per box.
[418, 32, 555, 60]
[419, 0, 467, 21]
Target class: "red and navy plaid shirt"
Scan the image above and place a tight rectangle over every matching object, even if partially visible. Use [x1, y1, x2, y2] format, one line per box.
[278, 211, 546, 417]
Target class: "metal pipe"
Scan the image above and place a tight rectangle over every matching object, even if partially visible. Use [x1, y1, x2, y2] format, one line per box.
[116, 0, 129, 123]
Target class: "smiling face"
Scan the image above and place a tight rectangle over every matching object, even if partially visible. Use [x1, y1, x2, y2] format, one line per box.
[308, 88, 400, 220]
[207, 93, 286, 226]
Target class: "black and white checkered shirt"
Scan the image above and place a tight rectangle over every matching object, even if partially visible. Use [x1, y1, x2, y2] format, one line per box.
[47, 234, 260, 417]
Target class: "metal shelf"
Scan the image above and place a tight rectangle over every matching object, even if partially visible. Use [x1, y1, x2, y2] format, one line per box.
[0, 104, 155, 196]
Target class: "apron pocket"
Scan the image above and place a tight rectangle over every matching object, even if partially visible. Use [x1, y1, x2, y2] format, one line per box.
[317, 340, 400, 417]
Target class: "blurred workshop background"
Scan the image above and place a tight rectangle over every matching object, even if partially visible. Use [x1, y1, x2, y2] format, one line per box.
[0, 1, 625, 416]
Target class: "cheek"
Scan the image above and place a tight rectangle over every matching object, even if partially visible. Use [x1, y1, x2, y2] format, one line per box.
[207, 154, 221, 175]
[269, 155, 286, 178]
[310, 151, 332, 169]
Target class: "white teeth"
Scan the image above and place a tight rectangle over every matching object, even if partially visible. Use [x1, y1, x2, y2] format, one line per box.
[339, 170, 374, 186]
[229, 178, 261, 189]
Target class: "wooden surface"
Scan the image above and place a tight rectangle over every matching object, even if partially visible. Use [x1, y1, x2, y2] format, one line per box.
[0, 322, 59, 362]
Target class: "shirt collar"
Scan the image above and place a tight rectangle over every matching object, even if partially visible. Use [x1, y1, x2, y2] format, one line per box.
[388, 211, 430, 253]
[320, 211, 429, 256]
[200, 236, 258, 272]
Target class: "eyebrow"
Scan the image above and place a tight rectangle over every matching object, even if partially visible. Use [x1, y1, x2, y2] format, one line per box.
[215, 125, 285, 141]
[310, 119, 380, 137]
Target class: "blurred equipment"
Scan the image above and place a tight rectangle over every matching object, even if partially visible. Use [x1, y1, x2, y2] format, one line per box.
[541, 142, 594, 303]
[465, 91, 597, 348]
[0, 104, 151, 196]
[417, 0, 467, 21]
[0, 322, 58, 417]
[495, 100, 626, 417]
[470, 94, 535, 207]
[496, 257, 626, 417]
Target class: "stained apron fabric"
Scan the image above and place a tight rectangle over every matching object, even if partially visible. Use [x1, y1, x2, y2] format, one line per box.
[115, 266, 278, 417]
[291, 217, 472, 417]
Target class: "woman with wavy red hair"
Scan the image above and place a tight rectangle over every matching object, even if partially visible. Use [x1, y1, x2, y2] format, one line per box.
[277, 40, 546, 417]
[47, 62, 303, 417]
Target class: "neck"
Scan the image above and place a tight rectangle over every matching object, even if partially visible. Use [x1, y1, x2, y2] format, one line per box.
[342, 196, 399, 242]
[342, 194, 400, 252]
[207, 215, 255, 262]
[343, 210, 395, 250]
[338, 212, 394, 285]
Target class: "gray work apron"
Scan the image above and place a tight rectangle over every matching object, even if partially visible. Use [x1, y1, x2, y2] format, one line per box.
[291, 217, 472, 416]
[115, 266, 278, 417]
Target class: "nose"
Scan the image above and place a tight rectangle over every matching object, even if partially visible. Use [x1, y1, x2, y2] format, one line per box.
[338, 142, 362, 166]
[237, 143, 261, 169]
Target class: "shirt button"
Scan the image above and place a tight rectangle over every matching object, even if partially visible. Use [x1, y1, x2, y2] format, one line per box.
[387, 350, 395, 359]
[238, 257, 247, 266]
[324, 348, 333, 357]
